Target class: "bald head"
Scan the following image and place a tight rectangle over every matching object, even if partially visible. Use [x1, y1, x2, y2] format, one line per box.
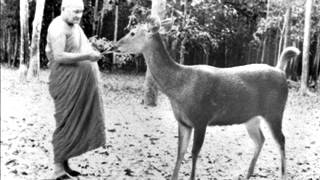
[61, 0, 84, 25]
[61, 0, 84, 8]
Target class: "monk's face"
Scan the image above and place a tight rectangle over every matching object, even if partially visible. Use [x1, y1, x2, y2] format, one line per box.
[62, 5, 84, 25]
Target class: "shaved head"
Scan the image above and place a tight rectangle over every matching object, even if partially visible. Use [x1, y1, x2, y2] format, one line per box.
[61, 0, 84, 9]
[61, 0, 84, 25]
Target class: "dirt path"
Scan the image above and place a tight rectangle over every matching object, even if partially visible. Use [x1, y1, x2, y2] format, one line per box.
[1, 66, 320, 180]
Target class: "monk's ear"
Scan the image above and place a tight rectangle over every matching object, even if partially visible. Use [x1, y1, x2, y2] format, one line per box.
[146, 15, 161, 34]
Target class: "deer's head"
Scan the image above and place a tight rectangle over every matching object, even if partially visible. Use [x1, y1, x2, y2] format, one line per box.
[112, 15, 172, 54]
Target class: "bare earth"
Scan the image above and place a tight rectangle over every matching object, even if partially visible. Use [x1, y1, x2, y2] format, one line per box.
[1, 66, 320, 180]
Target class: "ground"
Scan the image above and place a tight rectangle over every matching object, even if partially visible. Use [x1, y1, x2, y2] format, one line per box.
[1, 66, 320, 180]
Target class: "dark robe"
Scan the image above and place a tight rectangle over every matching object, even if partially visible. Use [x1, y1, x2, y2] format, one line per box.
[46, 17, 106, 163]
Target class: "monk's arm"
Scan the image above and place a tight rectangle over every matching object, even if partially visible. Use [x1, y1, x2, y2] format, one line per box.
[48, 27, 99, 64]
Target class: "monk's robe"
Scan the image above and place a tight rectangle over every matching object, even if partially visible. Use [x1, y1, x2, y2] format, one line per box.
[46, 17, 106, 163]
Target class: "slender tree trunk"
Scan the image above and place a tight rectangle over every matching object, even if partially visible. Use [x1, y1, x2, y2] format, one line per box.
[13, 32, 19, 67]
[143, 0, 167, 106]
[261, 0, 271, 64]
[19, 0, 30, 82]
[301, 0, 313, 94]
[0, 30, 3, 62]
[0, 0, 4, 62]
[313, 33, 320, 89]
[260, 34, 267, 63]
[112, 1, 119, 67]
[27, 0, 46, 81]
[8, 32, 11, 64]
[99, 0, 110, 37]
[7, 31, 11, 64]
[274, 29, 280, 65]
[277, 3, 292, 64]
[179, 0, 191, 65]
[93, 0, 99, 35]
[179, 35, 187, 64]
[283, 5, 291, 48]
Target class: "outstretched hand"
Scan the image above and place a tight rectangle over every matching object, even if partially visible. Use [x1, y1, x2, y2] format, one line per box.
[88, 51, 103, 61]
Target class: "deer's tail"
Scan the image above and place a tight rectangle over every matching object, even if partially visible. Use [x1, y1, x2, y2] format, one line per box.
[276, 47, 301, 71]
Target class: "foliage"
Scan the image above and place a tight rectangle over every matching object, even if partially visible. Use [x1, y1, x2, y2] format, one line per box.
[89, 35, 133, 67]
[256, 0, 320, 42]
[89, 35, 114, 52]
[0, 0, 20, 31]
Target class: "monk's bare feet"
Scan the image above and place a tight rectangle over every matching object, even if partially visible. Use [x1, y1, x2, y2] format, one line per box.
[52, 163, 72, 179]
[63, 160, 81, 177]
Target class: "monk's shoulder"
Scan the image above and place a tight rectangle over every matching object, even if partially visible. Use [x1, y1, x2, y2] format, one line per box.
[48, 17, 67, 37]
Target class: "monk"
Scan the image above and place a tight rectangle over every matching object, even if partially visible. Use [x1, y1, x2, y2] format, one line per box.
[45, 0, 106, 179]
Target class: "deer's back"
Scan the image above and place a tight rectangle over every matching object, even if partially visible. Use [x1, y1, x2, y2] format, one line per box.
[170, 64, 288, 127]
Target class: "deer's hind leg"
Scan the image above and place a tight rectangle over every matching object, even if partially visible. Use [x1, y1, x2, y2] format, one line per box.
[264, 114, 287, 180]
[245, 116, 265, 179]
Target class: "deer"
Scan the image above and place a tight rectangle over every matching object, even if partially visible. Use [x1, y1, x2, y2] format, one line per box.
[111, 15, 300, 180]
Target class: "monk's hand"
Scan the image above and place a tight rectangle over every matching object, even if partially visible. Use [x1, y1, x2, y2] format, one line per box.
[88, 51, 103, 61]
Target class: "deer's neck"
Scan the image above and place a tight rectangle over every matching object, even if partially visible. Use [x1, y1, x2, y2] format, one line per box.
[143, 33, 183, 98]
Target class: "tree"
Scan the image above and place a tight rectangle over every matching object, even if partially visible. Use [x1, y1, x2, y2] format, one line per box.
[179, 0, 191, 65]
[143, 0, 166, 106]
[19, 0, 30, 81]
[93, 0, 99, 34]
[277, 0, 292, 61]
[27, 0, 46, 81]
[0, 0, 20, 66]
[301, 0, 313, 94]
[113, 0, 119, 65]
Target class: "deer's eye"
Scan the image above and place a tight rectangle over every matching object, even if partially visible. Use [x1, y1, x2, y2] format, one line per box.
[130, 32, 135, 36]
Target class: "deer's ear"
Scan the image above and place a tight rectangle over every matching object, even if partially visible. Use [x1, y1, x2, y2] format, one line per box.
[146, 15, 161, 33]
[159, 17, 174, 34]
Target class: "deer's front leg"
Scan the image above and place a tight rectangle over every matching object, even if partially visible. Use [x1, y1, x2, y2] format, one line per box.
[190, 126, 207, 180]
[171, 121, 192, 180]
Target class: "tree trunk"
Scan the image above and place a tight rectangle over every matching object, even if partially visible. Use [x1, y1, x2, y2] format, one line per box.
[313, 33, 320, 89]
[27, 0, 46, 81]
[7, 32, 13, 62]
[113, 2, 119, 66]
[179, 35, 187, 64]
[19, 0, 30, 82]
[179, 0, 191, 65]
[301, 0, 313, 94]
[13, 32, 19, 67]
[151, 0, 166, 19]
[260, 34, 267, 63]
[93, 0, 99, 34]
[0, 30, 3, 62]
[283, 7, 291, 48]
[274, 29, 280, 66]
[142, 0, 167, 106]
[7, 31, 11, 64]
[99, 0, 110, 37]
[0, 1, 4, 62]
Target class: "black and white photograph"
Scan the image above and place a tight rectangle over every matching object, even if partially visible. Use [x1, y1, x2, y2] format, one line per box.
[1, 0, 319, 179]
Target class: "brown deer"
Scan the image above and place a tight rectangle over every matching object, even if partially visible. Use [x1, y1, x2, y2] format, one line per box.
[112, 16, 300, 180]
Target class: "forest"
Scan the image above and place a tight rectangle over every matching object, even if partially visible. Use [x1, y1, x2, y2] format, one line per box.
[1, 0, 320, 179]
[1, 0, 320, 89]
